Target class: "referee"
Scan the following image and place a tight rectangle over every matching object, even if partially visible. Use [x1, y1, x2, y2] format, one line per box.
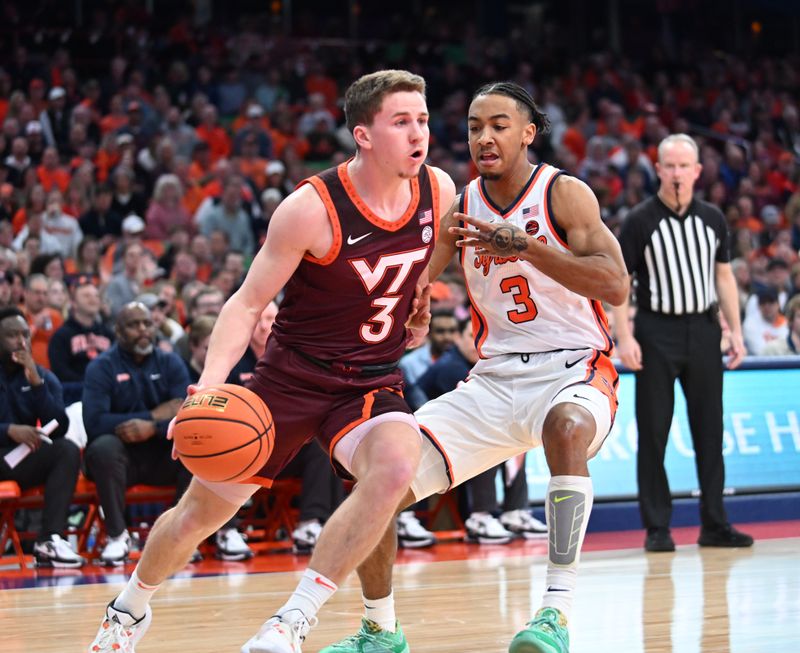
[612, 134, 753, 552]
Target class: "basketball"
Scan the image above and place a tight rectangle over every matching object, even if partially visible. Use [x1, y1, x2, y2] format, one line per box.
[172, 384, 274, 483]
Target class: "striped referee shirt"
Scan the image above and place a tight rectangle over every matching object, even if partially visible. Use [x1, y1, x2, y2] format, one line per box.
[618, 196, 730, 315]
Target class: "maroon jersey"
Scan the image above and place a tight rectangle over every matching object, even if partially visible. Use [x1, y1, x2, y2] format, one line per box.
[270, 162, 441, 366]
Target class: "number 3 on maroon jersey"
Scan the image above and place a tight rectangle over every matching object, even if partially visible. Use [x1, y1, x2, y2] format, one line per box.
[350, 247, 429, 343]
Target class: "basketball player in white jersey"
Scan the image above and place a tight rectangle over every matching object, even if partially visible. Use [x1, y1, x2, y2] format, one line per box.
[320, 82, 628, 653]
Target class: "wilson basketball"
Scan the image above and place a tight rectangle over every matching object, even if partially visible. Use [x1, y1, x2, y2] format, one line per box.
[172, 384, 274, 483]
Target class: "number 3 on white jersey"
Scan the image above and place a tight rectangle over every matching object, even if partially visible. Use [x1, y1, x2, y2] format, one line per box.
[350, 247, 429, 343]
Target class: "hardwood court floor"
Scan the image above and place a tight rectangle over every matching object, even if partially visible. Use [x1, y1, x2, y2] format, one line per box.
[2, 529, 799, 653]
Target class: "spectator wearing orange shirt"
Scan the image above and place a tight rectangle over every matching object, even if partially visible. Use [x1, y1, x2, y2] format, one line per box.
[187, 140, 214, 187]
[11, 185, 47, 236]
[94, 133, 123, 183]
[269, 111, 309, 160]
[230, 101, 271, 136]
[195, 105, 230, 164]
[99, 94, 129, 135]
[561, 107, 591, 162]
[735, 195, 765, 235]
[36, 147, 71, 194]
[235, 135, 268, 191]
[766, 152, 797, 200]
[21, 273, 63, 368]
[174, 157, 205, 216]
[304, 62, 339, 117]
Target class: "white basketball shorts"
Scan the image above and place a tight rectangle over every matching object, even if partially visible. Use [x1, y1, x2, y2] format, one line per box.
[409, 348, 618, 501]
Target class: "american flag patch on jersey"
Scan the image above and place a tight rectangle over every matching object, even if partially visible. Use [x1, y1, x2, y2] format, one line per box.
[522, 205, 539, 217]
[418, 208, 433, 224]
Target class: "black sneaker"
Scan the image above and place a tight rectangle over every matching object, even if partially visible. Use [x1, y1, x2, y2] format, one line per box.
[645, 528, 675, 552]
[33, 534, 85, 568]
[698, 524, 754, 548]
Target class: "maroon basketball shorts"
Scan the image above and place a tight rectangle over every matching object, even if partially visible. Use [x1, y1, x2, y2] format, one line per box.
[241, 339, 415, 487]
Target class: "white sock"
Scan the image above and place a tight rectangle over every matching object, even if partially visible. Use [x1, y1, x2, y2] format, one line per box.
[277, 568, 338, 623]
[363, 591, 396, 632]
[114, 568, 160, 620]
[541, 475, 594, 621]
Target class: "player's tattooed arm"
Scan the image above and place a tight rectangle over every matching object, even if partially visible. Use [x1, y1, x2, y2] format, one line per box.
[486, 223, 528, 254]
[451, 212, 529, 256]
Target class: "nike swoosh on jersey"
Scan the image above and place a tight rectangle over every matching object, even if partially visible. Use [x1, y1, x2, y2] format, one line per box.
[347, 232, 372, 245]
[564, 356, 587, 369]
[553, 495, 574, 503]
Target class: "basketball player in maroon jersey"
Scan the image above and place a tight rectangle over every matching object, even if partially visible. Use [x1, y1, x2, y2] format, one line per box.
[87, 69, 455, 653]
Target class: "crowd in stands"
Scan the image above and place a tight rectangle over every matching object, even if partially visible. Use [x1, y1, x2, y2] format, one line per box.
[1, 5, 799, 565]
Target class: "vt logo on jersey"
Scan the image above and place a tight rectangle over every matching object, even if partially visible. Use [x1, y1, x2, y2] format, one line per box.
[349, 247, 428, 343]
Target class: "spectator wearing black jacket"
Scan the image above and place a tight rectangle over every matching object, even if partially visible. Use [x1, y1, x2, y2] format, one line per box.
[48, 277, 114, 405]
[79, 184, 123, 244]
[82, 302, 191, 566]
[0, 306, 83, 567]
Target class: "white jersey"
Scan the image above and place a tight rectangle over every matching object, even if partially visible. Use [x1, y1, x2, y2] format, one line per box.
[461, 163, 613, 357]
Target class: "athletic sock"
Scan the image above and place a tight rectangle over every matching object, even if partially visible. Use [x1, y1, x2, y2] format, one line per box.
[114, 568, 160, 620]
[364, 591, 396, 632]
[541, 475, 594, 621]
[276, 568, 338, 623]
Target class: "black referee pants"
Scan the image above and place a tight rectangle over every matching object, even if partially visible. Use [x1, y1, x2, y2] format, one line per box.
[634, 310, 728, 532]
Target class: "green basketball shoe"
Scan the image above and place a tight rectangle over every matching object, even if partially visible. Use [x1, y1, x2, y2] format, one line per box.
[508, 607, 570, 653]
[318, 618, 410, 653]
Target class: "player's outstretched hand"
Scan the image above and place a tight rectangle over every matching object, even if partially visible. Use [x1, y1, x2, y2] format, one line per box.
[451, 212, 529, 257]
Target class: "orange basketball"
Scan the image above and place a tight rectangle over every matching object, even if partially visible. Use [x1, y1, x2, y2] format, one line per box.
[172, 384, 274, 483]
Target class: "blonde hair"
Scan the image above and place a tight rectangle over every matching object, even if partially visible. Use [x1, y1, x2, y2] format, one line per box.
[344, 69, 426, 132]
[153, 174, 183, 203]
